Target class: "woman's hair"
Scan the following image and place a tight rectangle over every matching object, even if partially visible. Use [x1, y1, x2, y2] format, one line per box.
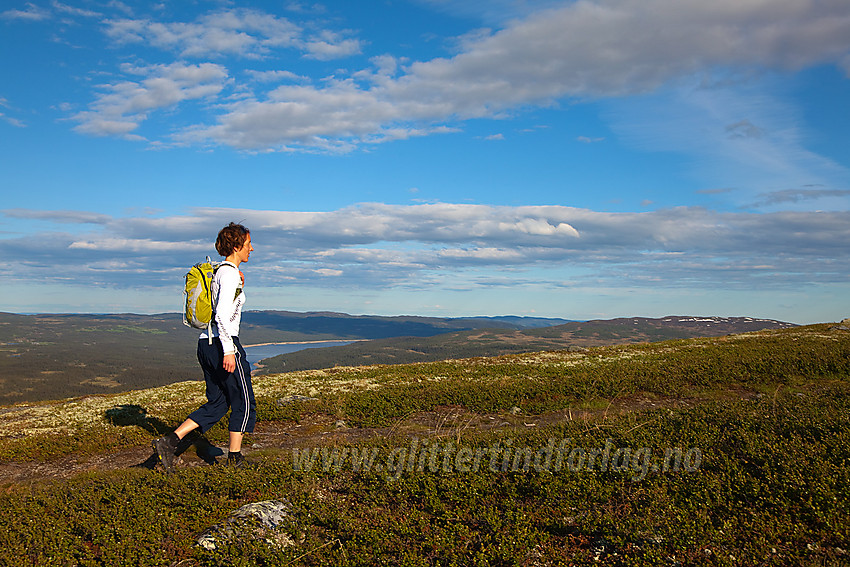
[215, 222, 250, 257]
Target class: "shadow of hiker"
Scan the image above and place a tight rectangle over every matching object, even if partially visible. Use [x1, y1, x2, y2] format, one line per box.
[105, 404, 169, 436]
[183, 432, 225, 465]
[105, 404, 225, 469]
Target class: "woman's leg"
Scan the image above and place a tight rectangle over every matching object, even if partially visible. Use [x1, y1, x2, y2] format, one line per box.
[229, 431, 243, 453]
[174, 418, 200, 440]
[224, 339, 255, 466]
[187, 338, 231, 432]
[153, 339, 228, 471]
[225, 339, 256, 437]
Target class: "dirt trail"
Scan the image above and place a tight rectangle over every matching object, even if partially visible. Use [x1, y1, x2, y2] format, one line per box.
[0, 395, 715, 485]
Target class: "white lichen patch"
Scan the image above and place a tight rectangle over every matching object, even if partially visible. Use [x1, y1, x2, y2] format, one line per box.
[0, 380, 208, 437]
[508, 351, 590, 366]
[80, 376, 121, 388]
[253, 369, 385, 398]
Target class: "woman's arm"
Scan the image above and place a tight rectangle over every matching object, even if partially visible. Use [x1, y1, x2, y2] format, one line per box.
[214, 265, 242, 370]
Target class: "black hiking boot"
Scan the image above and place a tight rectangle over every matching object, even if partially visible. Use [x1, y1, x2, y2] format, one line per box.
[227, 451, 251, 468]
[152, 432, 179, 473]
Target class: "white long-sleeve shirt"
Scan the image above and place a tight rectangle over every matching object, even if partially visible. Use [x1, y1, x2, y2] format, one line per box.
[199, 261, 244, 355]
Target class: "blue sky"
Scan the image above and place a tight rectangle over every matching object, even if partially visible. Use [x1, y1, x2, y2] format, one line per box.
[1, 0, 849, 324]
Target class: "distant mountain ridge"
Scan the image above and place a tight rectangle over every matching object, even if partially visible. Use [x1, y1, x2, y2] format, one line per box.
[241, 310, 574, 340]
[0, 311, 795, 403]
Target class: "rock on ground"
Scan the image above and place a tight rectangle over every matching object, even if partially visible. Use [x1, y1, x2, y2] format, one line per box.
[197, 499, 297, 551]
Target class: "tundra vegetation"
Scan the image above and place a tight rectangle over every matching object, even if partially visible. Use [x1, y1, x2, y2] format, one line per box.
[0, 324, 847, 565]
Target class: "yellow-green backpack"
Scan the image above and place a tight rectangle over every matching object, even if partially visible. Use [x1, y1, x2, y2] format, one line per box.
[184, 258, 240, 342]
[183, 257, 219, 333]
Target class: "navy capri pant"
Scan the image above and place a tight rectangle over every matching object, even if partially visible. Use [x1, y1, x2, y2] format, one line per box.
[188, 337, 256, 434]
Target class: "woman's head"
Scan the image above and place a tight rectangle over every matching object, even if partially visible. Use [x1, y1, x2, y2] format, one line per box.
[215, 222, 251, 257]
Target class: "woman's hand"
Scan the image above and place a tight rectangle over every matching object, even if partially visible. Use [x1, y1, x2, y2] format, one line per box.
[223, 353, 236, 373]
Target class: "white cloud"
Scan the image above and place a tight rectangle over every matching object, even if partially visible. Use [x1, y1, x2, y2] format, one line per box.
[173, 0, 850, 152]
[2, 204, 848, 292]
[2, 209, 111, 224]
[314, 268, 343, 277]
[0, 113, 26, 128]
[1, 2, 50, 21]
[498, 218, 579, 237]
[303, 30, 362, 60]
[604, 76, 850, 208]
[52, 1, 100, 18]
[749, 188, 850, 208]
[436, 247, 525, 263]
[72, 62, 229, 138]
[68, 237, 203, 253]
[101, 7, 363, 63]
[104, 9, 302, 58]
[15, 1, 850, 151]
[245, 69, 303, 83]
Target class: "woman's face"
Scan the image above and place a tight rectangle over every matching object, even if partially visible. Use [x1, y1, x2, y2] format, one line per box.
[235, 233, 253, 264]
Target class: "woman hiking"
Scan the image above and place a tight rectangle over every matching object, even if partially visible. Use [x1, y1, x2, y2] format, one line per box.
[153, 222, 256, 471]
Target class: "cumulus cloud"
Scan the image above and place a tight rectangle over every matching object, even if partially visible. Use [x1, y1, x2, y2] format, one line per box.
[103, 9, 303, 58]
[2, 204, 848, 291]
[178, 0, 850, 151]
[67, 7, 366, 139]
[55, 0, 850, 152]
[102, 7, 364, 61]
[72, 62, 229, 138]
[245, 69, 303, 83]
[303, 30, 362, 60]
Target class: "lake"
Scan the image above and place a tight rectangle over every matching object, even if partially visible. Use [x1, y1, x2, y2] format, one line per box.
[244, 341, 356, 370]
